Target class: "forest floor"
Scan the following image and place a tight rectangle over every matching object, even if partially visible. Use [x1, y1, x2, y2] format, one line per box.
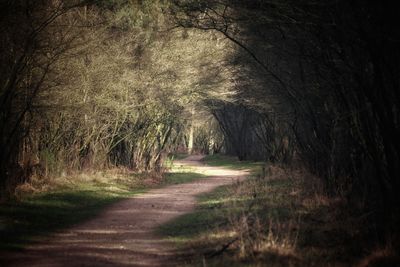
[0, 155, 249, 266]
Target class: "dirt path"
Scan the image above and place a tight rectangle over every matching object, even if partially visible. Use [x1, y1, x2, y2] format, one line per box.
[1, 155, 248, 267]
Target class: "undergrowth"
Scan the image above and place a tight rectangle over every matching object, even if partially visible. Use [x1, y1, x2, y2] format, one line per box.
[0, 156, 205, 251]
[160, 154, 399, 267]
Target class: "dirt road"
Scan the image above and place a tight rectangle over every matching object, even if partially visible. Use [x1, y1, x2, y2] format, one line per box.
[0, 155, 248, 267]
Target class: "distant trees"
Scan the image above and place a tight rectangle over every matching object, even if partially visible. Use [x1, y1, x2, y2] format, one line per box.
[0, 0, 235, 199]
[2, 0, 399, 248]
[0, 0, 398, 257]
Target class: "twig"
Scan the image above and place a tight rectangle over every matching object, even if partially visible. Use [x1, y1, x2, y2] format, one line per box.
[206, 237, 239, 258]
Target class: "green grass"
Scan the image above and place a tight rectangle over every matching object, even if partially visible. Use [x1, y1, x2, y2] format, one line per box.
[158, 155, 264, 242]
[163, 172, 207, 185]
[159, 155, 375, 267]
[157, 185, 231, 245]
[0, 155, 208, 251]
[157, 155, 311, 266]
[162, 156, 207, 185]
[0, 181, 144, 251]
[202, 154, 264, 174]
[157, 155, 265, 264]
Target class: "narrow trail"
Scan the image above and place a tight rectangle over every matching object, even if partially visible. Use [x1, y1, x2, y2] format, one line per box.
[1, 155, 249, 267]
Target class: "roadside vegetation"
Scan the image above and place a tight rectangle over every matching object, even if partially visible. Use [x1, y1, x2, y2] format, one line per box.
[201, 154, 263, 173]
[159, 155, 399, 267]
[1, 1, 399, 265]
[0, 155, 205, 251]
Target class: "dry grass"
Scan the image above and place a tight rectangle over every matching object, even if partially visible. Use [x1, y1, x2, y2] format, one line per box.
[11, 166, 162, 202]
[170, 161, 399, 267]
[221, 165, 301, 264]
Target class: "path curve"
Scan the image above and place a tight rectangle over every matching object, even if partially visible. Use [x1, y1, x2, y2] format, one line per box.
[1, 155, 248, 267]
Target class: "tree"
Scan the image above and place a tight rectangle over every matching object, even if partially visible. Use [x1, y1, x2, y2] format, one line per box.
[170, 0, 400, 241]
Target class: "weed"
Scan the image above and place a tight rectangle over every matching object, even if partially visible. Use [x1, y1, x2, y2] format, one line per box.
[203, 154, 263, 174]
[160, 155, 390, 266]
[0, 157, 206, 251]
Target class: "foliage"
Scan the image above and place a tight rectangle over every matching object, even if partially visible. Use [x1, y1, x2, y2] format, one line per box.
[203, 154, 262, 173]
[0, 157, 206, 251]
[0, 174, 144, 250]
[0, 0, 233, 199]
[1, 0, 399, 261]
[161, 153, 397, 267]
[171, 0, 400, 245]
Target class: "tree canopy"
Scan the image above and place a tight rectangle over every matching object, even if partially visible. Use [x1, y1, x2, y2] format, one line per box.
[1, 0, 399, 254]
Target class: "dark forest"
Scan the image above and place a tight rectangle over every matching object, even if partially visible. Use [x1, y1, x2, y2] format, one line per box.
[1, 1, 399, 266]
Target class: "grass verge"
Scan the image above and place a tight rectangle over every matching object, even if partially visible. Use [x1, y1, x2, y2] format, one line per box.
[157, 154, 390, 267]
[0, 157, 205, 251]
[0, 173, 142, 251]
[157, 186, 231, 247]
[202, 154, 263, 174]
[158, 177, 296, 267]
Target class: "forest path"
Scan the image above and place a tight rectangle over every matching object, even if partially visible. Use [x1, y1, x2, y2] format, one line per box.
[1, 155, 248, 267]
